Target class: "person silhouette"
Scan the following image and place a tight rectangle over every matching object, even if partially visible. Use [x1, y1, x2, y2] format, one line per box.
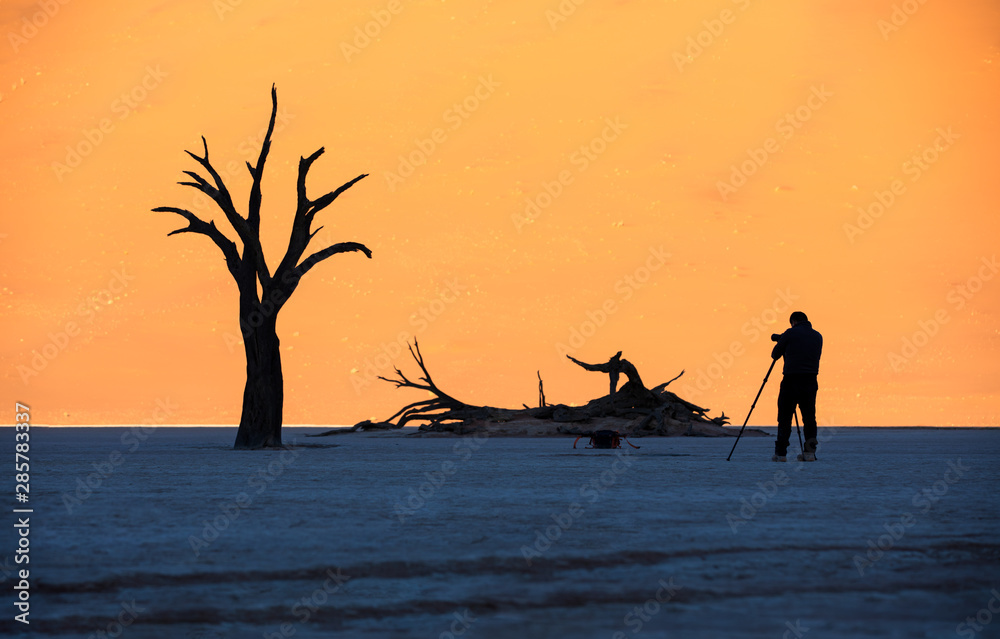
[770, 311, 823, 462]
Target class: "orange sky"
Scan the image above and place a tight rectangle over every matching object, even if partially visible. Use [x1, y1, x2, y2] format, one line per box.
[2, 0, 998, 426]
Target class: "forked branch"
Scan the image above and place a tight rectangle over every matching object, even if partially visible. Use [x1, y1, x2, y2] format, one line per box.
[272, 154, 370, 298]
[153, 206, 240, 275]
[157, 87, 369, 299]
[174, 133, 274, 287]
[181, 136, 249, 244]
[276, 151, 368, 277]
[375, 339, 474, 427]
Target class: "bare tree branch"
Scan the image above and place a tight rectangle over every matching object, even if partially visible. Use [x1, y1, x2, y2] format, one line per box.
[179, 96, 277, 289]
[247, 84, 277, 232]
[182, 137, 247, 241]
[294, 242, 372, 279]
[379, 340, 462, 403]
[368, 340, 474, 427]
[308, 225, 325, 241]
[178, 170, 212, 192]
[242, 86, 277, 289]
[296, 148, 326, 212]
[306, 172, 368, 220]
[272, 151, 369, 296]
[651, 370, 685, 392]
[152, 206, 241, 275]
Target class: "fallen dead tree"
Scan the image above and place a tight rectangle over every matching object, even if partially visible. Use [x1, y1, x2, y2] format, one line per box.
[311, 340, 762, 438]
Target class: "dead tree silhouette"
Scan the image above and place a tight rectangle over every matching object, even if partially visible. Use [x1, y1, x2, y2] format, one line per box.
[566, 352, 644, 396]
[153, 86, 371, 449]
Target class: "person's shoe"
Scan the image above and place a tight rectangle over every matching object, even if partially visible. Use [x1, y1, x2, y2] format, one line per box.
[797, 451, 817, 462]
[771, 454, 786, 462]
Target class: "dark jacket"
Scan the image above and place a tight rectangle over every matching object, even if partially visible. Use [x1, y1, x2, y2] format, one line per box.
[771, 321, 822, 375]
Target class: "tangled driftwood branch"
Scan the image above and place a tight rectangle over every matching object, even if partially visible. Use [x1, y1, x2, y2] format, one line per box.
[311, 340, 736, 438]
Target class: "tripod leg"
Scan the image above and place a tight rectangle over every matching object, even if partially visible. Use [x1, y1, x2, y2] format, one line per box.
[726, 358, 777, 461]
[794, 408, 804, 455]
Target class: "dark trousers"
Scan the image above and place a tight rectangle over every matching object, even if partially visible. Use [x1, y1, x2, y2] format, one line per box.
[776, 374, 818, 456]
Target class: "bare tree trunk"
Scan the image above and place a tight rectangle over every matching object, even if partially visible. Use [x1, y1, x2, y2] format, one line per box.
[154, 86, 372, 450]
[234, 307, 283, 449]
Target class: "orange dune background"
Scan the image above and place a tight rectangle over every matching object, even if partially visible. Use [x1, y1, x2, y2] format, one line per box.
[2, 0, 998, 426]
